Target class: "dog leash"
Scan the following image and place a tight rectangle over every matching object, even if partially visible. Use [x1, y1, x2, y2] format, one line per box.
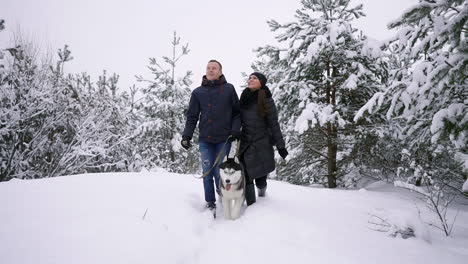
[193, 135, 234, 179]
[221, 138, 241, 161]
[235, 138, 241, 157]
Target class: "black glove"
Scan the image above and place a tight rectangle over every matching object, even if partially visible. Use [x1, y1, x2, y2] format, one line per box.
[278, 148, 288, 159]
[229, 131, 241, 142]
[181, 136, 191, 150]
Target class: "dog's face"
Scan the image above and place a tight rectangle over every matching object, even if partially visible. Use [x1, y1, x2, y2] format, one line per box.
[219, 157, 242, 191]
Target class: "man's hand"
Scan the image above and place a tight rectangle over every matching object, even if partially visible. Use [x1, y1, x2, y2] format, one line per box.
[229, 131, 241, 142]
[181, 136, 191, 150]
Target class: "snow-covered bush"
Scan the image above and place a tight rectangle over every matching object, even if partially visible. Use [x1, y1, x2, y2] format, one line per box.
[0, 36, 131, 180]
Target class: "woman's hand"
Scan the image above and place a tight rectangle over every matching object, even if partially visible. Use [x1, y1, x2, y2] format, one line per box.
[278, 148, 288, 159]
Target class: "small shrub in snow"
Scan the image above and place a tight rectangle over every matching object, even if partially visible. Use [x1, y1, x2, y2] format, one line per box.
[395, 176, 460, 237]
[367, 210, 431, 242]
[368, 214, 415, 239]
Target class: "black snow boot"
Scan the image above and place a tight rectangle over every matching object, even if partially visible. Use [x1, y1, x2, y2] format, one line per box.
[206, 202, 216, 210]
[245, 183, 256, 206]
[206, 202, 216, 219]
[257, 186, 267, 197]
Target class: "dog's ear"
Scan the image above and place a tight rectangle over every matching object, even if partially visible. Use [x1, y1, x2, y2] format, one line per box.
[222, 154, 229, 163]
[234, 155, 240, 164]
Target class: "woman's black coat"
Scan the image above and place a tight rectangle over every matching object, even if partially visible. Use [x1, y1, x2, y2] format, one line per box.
[239, 87, 285, 179]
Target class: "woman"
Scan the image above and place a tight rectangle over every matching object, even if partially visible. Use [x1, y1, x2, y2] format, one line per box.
[239, 72, 288, 206]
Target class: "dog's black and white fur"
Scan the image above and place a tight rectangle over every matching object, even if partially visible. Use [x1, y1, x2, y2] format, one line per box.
[219, 155, 245, 220]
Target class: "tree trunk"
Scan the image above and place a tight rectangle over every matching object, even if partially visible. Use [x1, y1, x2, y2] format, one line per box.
[325, 62, 338, 188]
[327, 122, 337, 188]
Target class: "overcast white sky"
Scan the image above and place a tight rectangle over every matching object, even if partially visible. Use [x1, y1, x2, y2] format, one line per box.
[1, 0, 417, 92]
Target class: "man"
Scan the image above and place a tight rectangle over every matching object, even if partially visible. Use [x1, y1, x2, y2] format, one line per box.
[181, 60, 241, 211]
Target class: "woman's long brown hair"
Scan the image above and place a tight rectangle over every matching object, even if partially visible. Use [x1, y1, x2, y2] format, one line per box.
[258, 89, 268, 118]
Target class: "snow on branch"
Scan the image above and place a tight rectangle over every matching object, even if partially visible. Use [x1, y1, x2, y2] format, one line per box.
[295, 103, 346, 134]
[430, 103, 467, 147]
[353, 92, 384, 122]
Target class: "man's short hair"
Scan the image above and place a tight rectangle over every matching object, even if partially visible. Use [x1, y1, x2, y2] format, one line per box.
[208, 59, 222, 70]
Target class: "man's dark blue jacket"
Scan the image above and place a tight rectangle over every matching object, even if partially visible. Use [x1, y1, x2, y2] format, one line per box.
[183, 75, 241, 143]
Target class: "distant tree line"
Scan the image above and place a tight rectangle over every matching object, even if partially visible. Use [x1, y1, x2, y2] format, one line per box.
[0, 26, 198, 182]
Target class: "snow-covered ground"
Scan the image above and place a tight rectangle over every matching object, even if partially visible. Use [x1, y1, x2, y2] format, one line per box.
[1, 171, 467, 264]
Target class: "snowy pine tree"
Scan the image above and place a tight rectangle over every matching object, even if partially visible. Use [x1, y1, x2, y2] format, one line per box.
[355, 0, 467, 192]
[254, 0, 388, 187]
[133, 32, 197, 173]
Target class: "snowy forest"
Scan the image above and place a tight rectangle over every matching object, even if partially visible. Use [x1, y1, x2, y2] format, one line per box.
[1, 0, 467, 201]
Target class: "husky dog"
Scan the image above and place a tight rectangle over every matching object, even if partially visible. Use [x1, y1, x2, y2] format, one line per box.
[219, 155, 245, 220]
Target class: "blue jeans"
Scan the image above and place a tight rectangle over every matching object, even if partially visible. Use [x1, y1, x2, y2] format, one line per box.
[199, 140, 232, 203]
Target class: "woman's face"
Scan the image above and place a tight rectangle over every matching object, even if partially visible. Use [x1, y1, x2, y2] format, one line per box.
[247, 75, 261, 90]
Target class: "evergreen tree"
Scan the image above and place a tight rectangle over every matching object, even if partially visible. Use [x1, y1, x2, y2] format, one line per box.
[355, 0, 467, 192]
[254, 0, 387, 187]
[134, 32, 197, 173]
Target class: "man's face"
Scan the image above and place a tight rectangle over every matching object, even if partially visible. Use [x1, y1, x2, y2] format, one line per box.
[206, 62, 222, 80]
